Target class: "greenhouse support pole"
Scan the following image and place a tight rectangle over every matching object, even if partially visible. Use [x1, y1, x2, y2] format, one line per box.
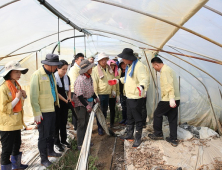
[219, 88, 222, 101]
[178, 76, 181, 125]
[143, 50, 158, 117]
[84, 33, 86, 57]
[74, 29, 76, 55]
[58, 17, 60, 55]
[92, 0, 222, 49]
[159, 54, 222, 135]
[36, 52, 38, 70]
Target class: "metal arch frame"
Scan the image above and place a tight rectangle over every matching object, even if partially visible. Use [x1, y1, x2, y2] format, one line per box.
[91, 0, 222, 49]
[166, 45, 222, 63]
[159, 54, 222, 135]
[0, 0, 20, 9]
[1, 29, 74, 60]
[85, 28, 222, 87]
[203, 5, 222, 16]
[51, 35, 85, 54]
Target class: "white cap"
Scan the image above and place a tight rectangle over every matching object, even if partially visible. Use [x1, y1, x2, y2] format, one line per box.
[97, 52, 109, 62]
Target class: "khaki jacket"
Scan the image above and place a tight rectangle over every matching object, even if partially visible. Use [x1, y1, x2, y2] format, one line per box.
[68, 64, 80, 92]
[160, 64, 180, 101]
[30, 67, 60, 117]
[92, 65, 113, 96]
[0, 82, 26, 131]
[120, 61, 149, 99]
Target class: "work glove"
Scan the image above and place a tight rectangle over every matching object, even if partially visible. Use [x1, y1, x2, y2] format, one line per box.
[34, 115, 43, 125]
[169, 98, 177, 108]
[86, 105, 92, 113]
[112, 91, 116, 98]
[116, 95, 120, 103]
[137, 86, 143, 97]
[108, 79, 119, 86]
[95, 97, 100, 104]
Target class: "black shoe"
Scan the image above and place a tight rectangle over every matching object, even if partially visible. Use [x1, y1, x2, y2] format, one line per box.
[132, 129, 142, 148]
[40, 150, 52, 168]
[166, 137, 179, 147]
[62, 141, 71, 148]
[148, 133, 164, 140]
[55, 144, 64, 152]
[47, 141, 62, 157]
[119, 125, 134, 141]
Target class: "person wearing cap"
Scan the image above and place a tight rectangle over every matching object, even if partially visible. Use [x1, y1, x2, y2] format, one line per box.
[73, 60, 99, 150]
[134, 53, 150, 128]
[68, 53, 85, 130]
[107, 59, 120, 128]
[91, 52, 113, 135]
[148, 57, 180, 147]
[110, 48, 149, 148]
[54, 60, 72, 152]
[30, 54, 62, 167]
[0, 61, 29, 170]
[118, 59, 127, 125]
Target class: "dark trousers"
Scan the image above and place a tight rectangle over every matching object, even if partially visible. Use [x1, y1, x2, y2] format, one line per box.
[153, 100, 180, 140]
[141, 97, 147, 126]
[75, 106, 89, 147]
[71, 93, 78, 130]
[54, 105, 68, 145]
[0, 130, 21, 165]
[127, 98, 143, 131]
[38, 112, 56, 152]
[120, 94, 127, 121]
[109, 98, 116, 126]
[97, 94, 109, 130]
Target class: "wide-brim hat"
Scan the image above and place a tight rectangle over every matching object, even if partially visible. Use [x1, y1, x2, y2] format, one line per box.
[0, 61, 28, 77]
[97, 52, 109, 62]
[79, 59, 95, 75]
[41, 54, 63, 66]
[117, 48, 137, 61]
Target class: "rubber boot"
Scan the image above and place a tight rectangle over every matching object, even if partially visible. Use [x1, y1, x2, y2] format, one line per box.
[119, 125, 134, 141]
[1, 164, 12, 170]
[11, 152, 28, 169]
[40, 150, 52, 168]
[132, 129, 142, 148]
[47, 140, 62, 157]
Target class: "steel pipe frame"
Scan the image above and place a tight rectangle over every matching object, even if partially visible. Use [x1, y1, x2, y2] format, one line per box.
[2, 29, 74, 59]
[0, 0, 20, 9]
[203, 5, 222, 16]
[159, 54, 222, 135]
[143, 48, 222, 65]
[92, 0, 222, 49]
[37, 0, 90, 36]
[51, 35, 85, 54]
[166, 45, 222, 63]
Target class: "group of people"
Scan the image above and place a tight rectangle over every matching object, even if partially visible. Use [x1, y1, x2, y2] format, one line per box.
[0, 47, 180, 170]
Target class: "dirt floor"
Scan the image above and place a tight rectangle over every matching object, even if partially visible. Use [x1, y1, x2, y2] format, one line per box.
[89, 120, 125, 170]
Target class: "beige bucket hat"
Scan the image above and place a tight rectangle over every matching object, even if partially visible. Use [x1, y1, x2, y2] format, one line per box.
[97, 52, 109, 62]
[0, 61, 28, 77]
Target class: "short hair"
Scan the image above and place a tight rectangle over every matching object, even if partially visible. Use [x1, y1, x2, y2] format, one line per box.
[151, 57, 163, 64]
[4, 71, 12, 80]
[58, 60, 68, 69]
[74, 53, 84, 61]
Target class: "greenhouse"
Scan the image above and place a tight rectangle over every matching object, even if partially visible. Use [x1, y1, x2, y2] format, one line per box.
[0, 0, 222, 170]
